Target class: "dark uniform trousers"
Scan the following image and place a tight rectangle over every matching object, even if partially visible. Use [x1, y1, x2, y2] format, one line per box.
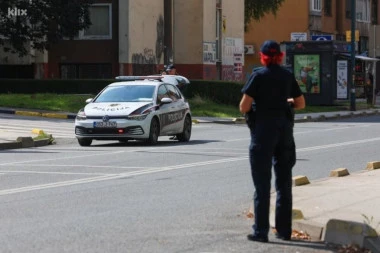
[249, 117, 296, 238]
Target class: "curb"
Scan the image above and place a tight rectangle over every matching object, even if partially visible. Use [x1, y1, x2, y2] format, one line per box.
[294, 109, 380, 123]
[265, 165, 380, 249]
[0, 108, 77, 120]
[0, 136, 52, 150]
[1, 107, 379, 124]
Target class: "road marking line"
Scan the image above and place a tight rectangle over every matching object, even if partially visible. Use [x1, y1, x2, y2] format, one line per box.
[0, 150, 128, 166]
[297, 137, 380, 152]
[1, 136, 380, 196]
[1, 164, 153, 170]
[0, 170, 115, 176]
[0, 156, 248, 196]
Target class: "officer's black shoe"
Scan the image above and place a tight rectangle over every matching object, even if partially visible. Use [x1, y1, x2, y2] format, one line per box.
[247, 234, 268, 243]
[274, 233, 291, 241]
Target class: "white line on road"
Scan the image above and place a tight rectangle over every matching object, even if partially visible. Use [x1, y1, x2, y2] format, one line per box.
[1, 136, 380, 196]
[0, 150, 127, 166]
[0, 156, 248, 196]
[296, 137, 380, 152]
[0, 170, 114, 176]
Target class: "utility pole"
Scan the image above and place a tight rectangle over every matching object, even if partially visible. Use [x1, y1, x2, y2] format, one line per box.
[350, 0, 356, 111]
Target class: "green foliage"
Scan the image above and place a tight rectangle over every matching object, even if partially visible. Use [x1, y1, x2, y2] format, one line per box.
[188, 95, 241, 118]
[184, 79, 244, 106]
[33, 131, 55, 145]
[0, 0, 94, 56]
[245, 0, 285, 30]
[362, 214, 380, 231]
[0, 79, 112, 94]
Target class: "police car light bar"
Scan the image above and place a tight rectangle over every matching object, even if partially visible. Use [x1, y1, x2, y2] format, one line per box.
[115, 76, 163, 81]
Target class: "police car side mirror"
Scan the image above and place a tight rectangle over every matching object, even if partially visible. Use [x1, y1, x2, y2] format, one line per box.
[160, 97, 173, 104]
[85, 98, 93, 104]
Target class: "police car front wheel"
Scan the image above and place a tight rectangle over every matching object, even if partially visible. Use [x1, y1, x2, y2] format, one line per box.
[176, 115, 191, 142]
[78, 138, 92, 147]
[146, 117, 160, 145]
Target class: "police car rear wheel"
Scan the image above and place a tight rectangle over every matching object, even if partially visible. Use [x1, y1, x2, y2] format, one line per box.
[78, 138, 92, 146]
[176, 115, 191, 142]
[147, 117, 159, 145]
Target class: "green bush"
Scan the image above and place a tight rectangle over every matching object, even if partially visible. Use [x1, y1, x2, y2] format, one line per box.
[184, 80, 244, 106]
[0, 78, 244, 106]
[0, 79, 114, 95]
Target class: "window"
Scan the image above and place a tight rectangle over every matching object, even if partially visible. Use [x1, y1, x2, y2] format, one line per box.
[356, 0, 370, 22]
[157, 85, 169, 104]
[324, 0, 332, 16]
[310, 0, 322, 11]
[94, 85, 155, 103]
[165, 84, 181, 101]
[79, 4, 112, 39]
[359, 36, 369, 54]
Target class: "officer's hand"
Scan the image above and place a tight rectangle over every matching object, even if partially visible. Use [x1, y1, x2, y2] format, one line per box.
[287, 98, 294, 103]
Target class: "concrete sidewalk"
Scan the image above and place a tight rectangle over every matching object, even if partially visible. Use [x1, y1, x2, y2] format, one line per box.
[267, 165, 380, 252]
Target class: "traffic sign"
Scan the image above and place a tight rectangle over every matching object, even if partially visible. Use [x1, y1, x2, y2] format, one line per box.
[346, 30, 359, 42]
[290, 32, 307, 41]
[311, 35, 334, 41]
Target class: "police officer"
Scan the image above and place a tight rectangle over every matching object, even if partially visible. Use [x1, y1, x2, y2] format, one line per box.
[239, 40, 305, 242]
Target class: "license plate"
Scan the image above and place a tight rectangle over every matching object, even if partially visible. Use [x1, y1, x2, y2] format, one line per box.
[93, 121, 117, 128]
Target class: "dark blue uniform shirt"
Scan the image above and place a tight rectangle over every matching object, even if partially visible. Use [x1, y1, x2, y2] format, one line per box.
[242, 65, 302, 119]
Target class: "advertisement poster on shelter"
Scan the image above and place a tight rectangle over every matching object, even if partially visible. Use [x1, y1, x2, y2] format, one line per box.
[337, 60, 348, 99]
[294, 55, 320, 94]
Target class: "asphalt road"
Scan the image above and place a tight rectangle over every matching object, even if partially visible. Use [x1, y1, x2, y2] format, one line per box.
[0, 114, 379, 252]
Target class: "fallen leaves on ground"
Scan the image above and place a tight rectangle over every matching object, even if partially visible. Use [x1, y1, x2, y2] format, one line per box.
[272, 227, 311, 241]
[335, 244, 371, 253]
[291, 229, 311, 240]
[242, 209, 254, 219]
[245, 211, 254, 219]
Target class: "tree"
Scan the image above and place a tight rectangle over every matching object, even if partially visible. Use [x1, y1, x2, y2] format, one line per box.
[245, 0, 285, 31]
[0, 0, 94, 57]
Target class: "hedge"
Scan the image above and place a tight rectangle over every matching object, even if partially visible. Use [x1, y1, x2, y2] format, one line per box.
[0, 79, 245, 106]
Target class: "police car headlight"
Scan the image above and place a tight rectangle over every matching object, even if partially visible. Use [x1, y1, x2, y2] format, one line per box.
[127, 113, 148, 121]
[76, 110, 87, 121]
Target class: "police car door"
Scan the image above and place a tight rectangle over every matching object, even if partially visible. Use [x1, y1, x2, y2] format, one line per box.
[164, 83, 186, 133]
[156, 84, 175, 134]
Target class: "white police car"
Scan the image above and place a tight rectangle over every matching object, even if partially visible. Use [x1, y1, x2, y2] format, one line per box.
[74, 76, 191, 146]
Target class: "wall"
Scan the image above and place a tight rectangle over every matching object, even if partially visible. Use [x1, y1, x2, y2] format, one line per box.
[220, 0, 244, 81]
[0, 41, 31, 65]
[244, 0, 309, 80]
[202, 0, 217, 80]
[321, 0, 337, 34]
[128, 0, 164, 75]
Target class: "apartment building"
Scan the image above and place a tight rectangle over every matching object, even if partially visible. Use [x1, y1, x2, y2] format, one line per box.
[0, 0, 245, 81]
[244, 0, 380, 78]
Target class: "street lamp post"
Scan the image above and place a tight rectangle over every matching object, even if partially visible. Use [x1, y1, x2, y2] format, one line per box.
[350, 0, 356, 111]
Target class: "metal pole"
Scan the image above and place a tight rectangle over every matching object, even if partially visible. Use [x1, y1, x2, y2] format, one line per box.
[374, 25, 376, 57]
[350, 0, 356, 111]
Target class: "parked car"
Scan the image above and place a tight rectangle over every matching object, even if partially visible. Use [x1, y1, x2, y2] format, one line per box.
[74, 76, 192, 146]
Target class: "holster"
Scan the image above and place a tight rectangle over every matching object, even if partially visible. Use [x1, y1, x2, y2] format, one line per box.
[286, 103, 295, 127]
[245, 105, 256, 129]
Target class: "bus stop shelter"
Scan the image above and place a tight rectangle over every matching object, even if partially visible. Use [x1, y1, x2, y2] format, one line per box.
[353, 55, 379, 106]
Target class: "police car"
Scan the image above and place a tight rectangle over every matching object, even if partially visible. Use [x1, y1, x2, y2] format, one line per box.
[74, 76, 192, 146]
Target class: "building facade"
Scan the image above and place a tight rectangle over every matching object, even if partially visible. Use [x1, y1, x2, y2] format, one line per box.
[0, 0, 245, 81]
[244, 0, 380, 80]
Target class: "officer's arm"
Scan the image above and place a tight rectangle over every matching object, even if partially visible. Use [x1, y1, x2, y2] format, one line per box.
[292, 95, 306, 110]
[239, 94, 254, 113]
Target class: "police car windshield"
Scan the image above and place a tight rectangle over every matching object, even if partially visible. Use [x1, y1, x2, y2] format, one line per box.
[94, 85, 155, 103]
